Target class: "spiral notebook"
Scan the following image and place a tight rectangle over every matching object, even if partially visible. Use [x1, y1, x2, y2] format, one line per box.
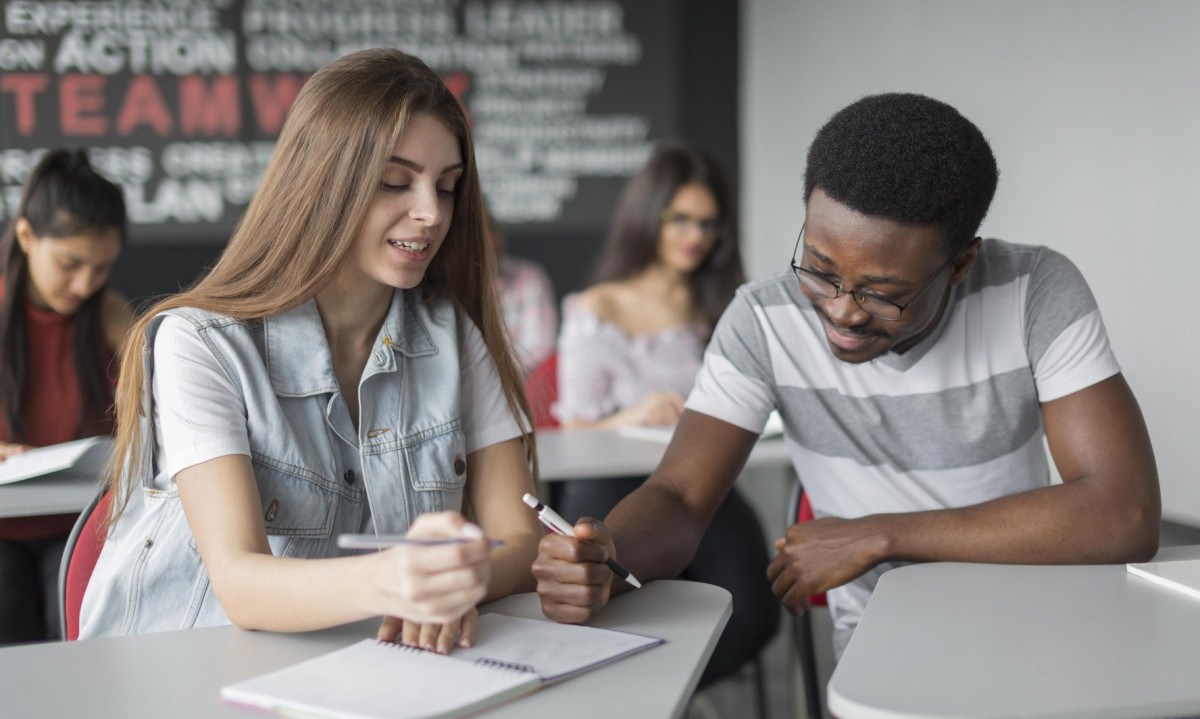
[220, 613, 663, 719]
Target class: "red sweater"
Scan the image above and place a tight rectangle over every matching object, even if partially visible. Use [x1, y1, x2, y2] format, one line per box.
[0, 295, 115, 541]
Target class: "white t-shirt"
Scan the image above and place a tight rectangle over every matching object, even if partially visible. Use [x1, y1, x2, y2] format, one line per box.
[151, 313, 521, 488]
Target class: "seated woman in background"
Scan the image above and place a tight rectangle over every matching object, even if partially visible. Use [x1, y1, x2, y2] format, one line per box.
[554, 143, 779, 687]
[80, 48, 542, 650]
[0, 148, 132, 643]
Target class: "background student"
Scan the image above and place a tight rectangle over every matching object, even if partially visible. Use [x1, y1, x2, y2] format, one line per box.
[552, 143, 779, 686]
[489, 211, 558, 378]
[0, 148, 131, 643]
[80, 49, 542, 653]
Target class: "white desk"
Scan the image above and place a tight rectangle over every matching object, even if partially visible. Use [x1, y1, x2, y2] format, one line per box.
[0, 430, 790, 517]
[828, 545, 1200, 719]
[0, 473, 98, 519]
[537, 427, 791, 481]
[0, 579, 730, 719]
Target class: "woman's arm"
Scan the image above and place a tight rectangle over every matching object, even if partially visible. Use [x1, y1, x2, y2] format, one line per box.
[465, 436, 542, 600]
[177, 454, 491, 633]
[560, 391, 686, 430]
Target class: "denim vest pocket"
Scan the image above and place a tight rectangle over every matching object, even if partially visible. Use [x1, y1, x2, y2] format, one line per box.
[251, 454, 339, 559]
[404, 418, 467, 514]
[124, 487, 214, 632]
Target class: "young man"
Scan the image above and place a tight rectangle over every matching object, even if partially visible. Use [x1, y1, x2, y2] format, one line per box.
[531, 93, 1161, 658]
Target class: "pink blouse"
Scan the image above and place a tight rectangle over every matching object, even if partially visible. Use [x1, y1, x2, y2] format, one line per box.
[553, 294, 708, 423]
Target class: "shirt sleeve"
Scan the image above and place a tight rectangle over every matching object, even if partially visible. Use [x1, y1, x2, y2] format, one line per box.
[1024, 248, 1121, 402]
[460, 315, 523, 453]
[685, 288, 778, 433]
[151, 315, 251, 483]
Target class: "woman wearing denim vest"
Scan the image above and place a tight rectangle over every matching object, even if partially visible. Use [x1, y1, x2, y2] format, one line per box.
[79, 49, 542, 653]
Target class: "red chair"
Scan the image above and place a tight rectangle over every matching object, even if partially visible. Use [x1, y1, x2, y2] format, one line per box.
[58, 489, 111, 641]
[524, 352, 560, 430]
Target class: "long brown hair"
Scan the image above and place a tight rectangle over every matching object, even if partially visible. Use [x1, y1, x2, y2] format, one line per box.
[105, 48, 535, 524]
[0, 149, 127, 442]
[590, 142, 744, 332]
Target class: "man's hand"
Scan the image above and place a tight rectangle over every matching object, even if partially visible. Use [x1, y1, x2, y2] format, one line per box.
[767, 516, 887, 615]
[531, 518, 616, 623]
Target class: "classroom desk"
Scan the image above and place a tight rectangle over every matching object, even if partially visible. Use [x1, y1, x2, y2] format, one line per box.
[0, 473, 98, 519]
[536, 427, 791, 481]
[0, 579, 731, 719]
[0, 430, 791, 518]
[828, 545, 1200, 719]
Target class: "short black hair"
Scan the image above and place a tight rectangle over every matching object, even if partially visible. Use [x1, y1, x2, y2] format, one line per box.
[804, 93, 998, 254]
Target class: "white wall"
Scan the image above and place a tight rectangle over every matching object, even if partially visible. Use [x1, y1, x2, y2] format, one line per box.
[742, 0, 1200, 526]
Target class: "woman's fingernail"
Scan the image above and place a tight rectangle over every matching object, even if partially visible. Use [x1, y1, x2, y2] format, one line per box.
[462, 523, 484, 539]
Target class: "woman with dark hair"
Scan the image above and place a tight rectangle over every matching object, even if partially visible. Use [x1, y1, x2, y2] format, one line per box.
[80, 49, 542, 648]
[553, 143, 778, 688]
[0, 148, 132, 643]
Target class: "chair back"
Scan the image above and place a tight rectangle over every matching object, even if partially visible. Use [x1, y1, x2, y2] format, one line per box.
[524, 352, 560, 429]
[58, 489, 111, 641]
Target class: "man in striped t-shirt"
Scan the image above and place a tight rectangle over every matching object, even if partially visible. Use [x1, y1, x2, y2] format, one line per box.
[532, 93, 1160, 659]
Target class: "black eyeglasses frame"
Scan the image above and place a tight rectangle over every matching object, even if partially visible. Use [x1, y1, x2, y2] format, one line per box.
[788, 224, 972, 321]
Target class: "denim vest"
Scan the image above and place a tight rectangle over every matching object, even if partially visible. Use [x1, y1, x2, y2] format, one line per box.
[79, 290, 468, 637]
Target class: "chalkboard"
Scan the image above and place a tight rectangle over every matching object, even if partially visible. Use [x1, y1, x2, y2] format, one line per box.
[1, 0, 739, 300]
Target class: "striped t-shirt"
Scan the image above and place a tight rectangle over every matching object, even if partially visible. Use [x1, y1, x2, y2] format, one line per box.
[686, 239, 1120, 656]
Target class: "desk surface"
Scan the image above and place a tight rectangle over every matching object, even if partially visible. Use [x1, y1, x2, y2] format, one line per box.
[828, 546, 1200, 719]
[0, 579, 731, 719]
[0, 430, 791, 518]
[537, 427, 790, 481]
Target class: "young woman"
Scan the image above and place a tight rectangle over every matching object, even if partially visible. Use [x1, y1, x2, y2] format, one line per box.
[79, 49, 542, 652]
[554, 143, 779, 686]
[0, 148, 131, 643]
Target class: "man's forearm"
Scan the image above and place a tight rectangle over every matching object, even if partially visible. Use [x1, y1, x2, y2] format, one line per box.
[878, 475, 1159, 566]
[604, 478, 713, 590]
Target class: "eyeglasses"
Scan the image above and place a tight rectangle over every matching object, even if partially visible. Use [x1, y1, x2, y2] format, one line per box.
[660, 209, 720, 237]
[789, 224, 968, 321]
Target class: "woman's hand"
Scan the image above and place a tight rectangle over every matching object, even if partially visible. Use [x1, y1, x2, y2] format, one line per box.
[372, 512, 492, 626]
[612, 391, 686, 427]
[0, 442, 32, 461]
[377, 607, 479, 654]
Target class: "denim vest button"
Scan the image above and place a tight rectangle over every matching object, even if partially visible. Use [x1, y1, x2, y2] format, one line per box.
[453, 454, 466, 476]
[344, 469, 356, 485]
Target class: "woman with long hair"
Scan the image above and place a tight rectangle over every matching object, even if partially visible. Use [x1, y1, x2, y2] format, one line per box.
[0, 148, 131, 643]
[80, 49, 541, 650]
[554, 143, 779, 687]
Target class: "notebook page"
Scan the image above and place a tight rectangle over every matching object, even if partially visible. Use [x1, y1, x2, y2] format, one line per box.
[453, 614, 664, 682]
[221, 638, 539, 719]
[0, 436, 110, 486]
